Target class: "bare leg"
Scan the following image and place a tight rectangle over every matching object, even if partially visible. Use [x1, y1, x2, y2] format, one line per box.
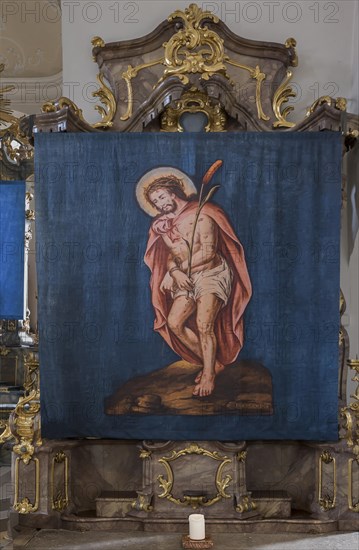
[167, 296, 200, 358]
[168, 297, 223, 381]
[193, 294, 223, 397]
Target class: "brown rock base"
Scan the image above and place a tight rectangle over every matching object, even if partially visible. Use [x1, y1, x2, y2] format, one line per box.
[105, 360, 273, 415]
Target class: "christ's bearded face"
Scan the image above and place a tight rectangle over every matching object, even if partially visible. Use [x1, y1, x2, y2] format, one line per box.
[149, 188, 178, 214]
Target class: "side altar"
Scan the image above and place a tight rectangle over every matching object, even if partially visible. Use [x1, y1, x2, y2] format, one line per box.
[1, 3, 358, 536]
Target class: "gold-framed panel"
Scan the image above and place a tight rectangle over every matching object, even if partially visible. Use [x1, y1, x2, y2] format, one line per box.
[51, 451, 69, 512]
[14, 456, 40, 514]
[318, 451, 336, 511]
[348, 458, 359, 512]
[157, 442, 232, 509]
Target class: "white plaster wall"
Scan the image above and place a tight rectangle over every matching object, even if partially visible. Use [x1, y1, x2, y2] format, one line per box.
[61, 0, 359, 123]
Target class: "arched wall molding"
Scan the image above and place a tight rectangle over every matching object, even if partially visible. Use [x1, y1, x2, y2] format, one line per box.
[1, 71, 63, 116]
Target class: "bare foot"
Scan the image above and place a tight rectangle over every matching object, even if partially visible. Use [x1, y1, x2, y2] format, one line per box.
[194, 370, 202, 384]
[194, 362, 225, 384]
[192, 373, 215, 397]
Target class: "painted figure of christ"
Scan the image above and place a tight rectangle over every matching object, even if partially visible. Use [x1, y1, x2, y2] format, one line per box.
[138, 167, 252, 397]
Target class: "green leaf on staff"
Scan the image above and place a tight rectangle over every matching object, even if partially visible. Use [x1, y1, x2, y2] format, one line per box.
[202, 185, 220, 206]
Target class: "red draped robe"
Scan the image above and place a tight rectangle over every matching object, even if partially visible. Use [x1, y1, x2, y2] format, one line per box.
[144, 201, 252, 365]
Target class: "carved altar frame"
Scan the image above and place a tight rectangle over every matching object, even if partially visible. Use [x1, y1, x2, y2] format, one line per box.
[1, 2, 359, 535]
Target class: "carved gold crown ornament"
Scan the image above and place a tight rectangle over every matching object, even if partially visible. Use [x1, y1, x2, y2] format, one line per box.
[162, 4, 229, 84]
[119, 3, 271, 123]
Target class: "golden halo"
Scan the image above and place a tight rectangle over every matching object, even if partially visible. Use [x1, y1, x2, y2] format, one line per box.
[136, 167, 197, 217]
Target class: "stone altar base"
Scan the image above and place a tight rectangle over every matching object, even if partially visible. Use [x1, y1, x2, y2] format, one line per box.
[59, 512, 340, 534]
[11, 439, 359, 537]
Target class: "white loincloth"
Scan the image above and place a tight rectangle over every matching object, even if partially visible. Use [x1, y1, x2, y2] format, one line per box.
[171, 258, 233, 305]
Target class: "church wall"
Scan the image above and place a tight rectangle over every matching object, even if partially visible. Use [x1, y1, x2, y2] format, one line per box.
[61, 0, 358, 124]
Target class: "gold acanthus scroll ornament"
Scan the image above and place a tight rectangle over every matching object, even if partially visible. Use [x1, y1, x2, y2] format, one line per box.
[119, 3, 270, 123]
[162, 3, 228, 83]
[42, 40, 116, 131]
[306, 96, 347, 116]
[272, 70, 296, 128]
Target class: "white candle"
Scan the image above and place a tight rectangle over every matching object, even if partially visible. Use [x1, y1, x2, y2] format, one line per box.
[189, 513, 205, 540]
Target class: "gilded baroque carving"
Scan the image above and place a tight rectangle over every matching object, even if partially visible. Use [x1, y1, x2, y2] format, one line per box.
[10, 353, 41, 465]
[157, 443, 232, 509]
[306, 96, 347, 117]
[139, 449, 152, 459]
[13, 457, 40, 514]
[120, 58, 164, 121]
[42, 97, 87, 120]
[1, 69, 34, 163]
[340, 358, 359, 512]
[237, 450, 247, 462]
[285, 37, 298, 67]
[8, 354, 43, 514]
[272, 70, 296, 128]
[23, 351, 40, 395]
[118, 4, 270, 122]
[25, 228, 33, 252]
[51, 451, 69, 511]
[91, 36, 105, 49]
[1, 124, 34, 164]
[318, 451, 336, 511]
[13, 496, 38, 515]
[162, 4, 228, 84]
[348, 458, 359, 512]
[42, 75, 116, 129]
[131, 492, 153, 512]
[25, 209, 35, 221]
[341, 359, 359, 460]
[235, 494, 257, 513]
[225, 58, 269, 121]
[92, 72, 117, 128]
[0, 420, 12, 445]
[161, 88, 226, 132]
